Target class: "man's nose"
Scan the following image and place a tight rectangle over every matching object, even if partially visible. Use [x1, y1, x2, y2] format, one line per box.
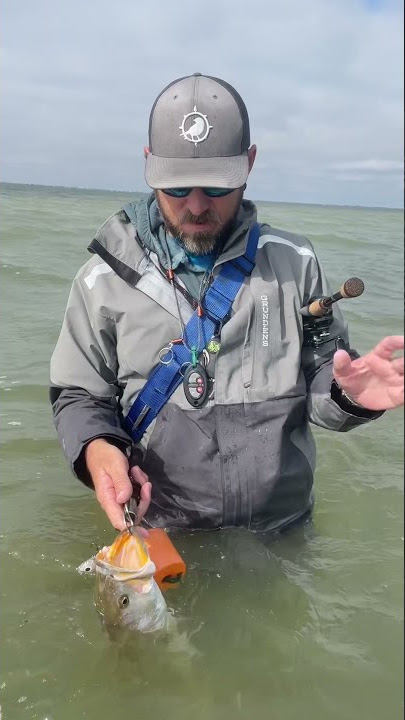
[185, 189, 210, 215]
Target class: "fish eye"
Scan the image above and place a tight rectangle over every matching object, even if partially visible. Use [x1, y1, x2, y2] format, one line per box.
[118, 595, 130, 608]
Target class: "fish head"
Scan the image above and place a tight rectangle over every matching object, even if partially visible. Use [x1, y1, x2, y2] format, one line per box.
[94, 530, 168, 635]
[77, 556, 97, 574]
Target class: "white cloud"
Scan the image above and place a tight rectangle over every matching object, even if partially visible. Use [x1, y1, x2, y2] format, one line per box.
[1, 0, 403, 206]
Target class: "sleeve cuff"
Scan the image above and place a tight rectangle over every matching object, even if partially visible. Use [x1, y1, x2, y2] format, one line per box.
[330, 380, 385, 420]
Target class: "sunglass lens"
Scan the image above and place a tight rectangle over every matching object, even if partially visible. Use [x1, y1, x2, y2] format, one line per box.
[162, 188, 191, 198]
[161, 188, 234, 198]
[204, 188, 234, 197]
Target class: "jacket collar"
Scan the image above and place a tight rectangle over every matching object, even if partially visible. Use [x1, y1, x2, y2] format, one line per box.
[89, 193, 258, 284]
[125, 193, 258, 270]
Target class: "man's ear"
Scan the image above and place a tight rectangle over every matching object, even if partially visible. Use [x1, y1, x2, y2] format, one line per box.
[144, 146, 150, 159]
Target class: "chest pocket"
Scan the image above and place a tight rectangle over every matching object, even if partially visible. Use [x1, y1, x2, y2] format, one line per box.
[243, 270, 305, 402]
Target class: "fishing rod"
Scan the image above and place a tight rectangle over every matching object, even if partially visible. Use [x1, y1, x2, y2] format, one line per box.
[300, 277, 365, 317]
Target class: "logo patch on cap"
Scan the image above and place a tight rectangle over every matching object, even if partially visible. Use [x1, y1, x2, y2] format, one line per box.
[179, 106, 213, 146]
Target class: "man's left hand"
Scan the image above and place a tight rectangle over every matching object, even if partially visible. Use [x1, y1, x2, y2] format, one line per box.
[333, 335, 404, 411]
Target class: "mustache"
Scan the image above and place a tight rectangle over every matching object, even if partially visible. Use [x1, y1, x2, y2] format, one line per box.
[180, 209, 221, 225]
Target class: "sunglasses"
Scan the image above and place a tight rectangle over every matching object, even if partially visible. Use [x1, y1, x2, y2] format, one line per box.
[161, 187, 235, 198]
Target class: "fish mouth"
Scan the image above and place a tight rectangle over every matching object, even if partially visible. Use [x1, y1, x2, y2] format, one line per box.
[93, 530, 169, 634]
[95, 530, 156, 588]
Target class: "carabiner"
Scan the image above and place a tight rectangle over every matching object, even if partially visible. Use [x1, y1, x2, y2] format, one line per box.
[123, 502, 138, 532]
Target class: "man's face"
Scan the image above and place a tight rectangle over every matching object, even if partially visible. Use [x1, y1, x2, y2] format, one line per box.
[155, 187, 244, 256]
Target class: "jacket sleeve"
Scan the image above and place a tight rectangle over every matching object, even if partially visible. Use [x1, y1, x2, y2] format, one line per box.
[50, 272, 133, 486]
[301, 247, 383, 431]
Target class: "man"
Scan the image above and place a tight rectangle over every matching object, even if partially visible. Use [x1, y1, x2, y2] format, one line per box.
[50, 73, 404, 534]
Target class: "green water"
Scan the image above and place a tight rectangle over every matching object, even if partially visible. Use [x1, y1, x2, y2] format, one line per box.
[0, 183, 403, 720]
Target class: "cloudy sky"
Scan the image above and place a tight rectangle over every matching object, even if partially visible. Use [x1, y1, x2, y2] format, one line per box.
[1, 0, 403, 206]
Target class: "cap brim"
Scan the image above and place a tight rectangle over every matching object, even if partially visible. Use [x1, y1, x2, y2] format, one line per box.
[145, 153, 249, 189]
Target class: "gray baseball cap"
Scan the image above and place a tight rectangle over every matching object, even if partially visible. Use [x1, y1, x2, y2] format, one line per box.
[145, 73, 251, 189]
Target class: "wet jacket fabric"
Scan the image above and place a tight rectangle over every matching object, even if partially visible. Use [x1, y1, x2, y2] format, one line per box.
[50, 195, 378, 531]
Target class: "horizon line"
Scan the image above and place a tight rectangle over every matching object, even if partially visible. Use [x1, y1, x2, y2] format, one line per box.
[0, 180, 402, 212]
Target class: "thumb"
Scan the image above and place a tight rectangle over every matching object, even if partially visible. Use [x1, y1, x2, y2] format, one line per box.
[333, 349, 353, 378]
[114, 473, 133, 504]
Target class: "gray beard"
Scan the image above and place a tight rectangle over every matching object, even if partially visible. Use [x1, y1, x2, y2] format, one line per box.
[157, 199, 242, 256]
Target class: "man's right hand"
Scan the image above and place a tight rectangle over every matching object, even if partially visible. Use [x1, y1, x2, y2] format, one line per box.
[84, 438, 152, 531]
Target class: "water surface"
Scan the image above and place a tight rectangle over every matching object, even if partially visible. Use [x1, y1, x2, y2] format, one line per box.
[0, 183, 403, 720]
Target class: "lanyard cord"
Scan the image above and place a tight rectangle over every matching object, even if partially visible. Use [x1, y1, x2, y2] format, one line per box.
[161, 234, 220, 357]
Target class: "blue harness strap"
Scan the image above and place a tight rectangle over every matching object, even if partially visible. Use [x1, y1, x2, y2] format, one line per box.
[123, 222, 260, 443]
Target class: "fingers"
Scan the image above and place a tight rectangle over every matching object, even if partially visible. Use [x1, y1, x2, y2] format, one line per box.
[130, 464, 150, 487]
[390, 387, 405, 407]
[94, 470, 129, 531]
[332, 349, 353, 378]
[130, 465, 152, 524]
[391, 357, 404, 375]
[95, 458, 132, 506]
[114, 475, 133, 504]
[85, 439, 132, 530]
[84, 440, 153, 531]
[136, 526, 150, 538]
[374, 336, 404, 359]
[137, 482, 152, 524]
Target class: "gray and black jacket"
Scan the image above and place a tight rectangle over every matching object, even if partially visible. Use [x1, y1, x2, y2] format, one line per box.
[50, 195, 380, 531]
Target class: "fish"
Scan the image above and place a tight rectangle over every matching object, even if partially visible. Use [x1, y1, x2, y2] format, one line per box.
[78, 529, 169, 635]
